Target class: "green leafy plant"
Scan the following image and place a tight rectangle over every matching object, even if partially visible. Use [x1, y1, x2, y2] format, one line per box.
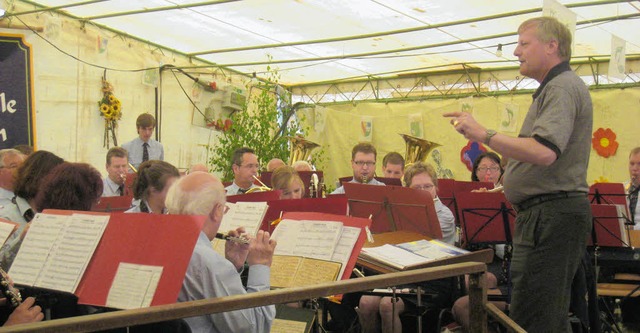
[208, 66, 311, 181]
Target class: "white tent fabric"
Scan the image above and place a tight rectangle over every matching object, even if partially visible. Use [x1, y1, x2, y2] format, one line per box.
[9, 0, 640, 85]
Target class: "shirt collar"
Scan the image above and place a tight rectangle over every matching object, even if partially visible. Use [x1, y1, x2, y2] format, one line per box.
[532, 61, 572, 100]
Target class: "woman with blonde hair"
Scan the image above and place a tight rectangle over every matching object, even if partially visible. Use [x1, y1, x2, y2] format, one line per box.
[271, 166, 305, 199]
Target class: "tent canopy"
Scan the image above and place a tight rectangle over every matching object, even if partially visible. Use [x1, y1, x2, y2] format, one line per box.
[8, 0, 640, 86]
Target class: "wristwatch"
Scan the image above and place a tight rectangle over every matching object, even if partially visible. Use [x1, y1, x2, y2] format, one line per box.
[484, 129, 497, 145]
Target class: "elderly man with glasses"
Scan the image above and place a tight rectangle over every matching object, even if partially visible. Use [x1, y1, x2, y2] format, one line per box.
[0, 149, 26, 200]
[331, 142, 385, 195]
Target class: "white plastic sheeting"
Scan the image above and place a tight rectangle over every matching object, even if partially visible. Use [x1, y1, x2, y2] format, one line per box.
[12, 0, 640, 85]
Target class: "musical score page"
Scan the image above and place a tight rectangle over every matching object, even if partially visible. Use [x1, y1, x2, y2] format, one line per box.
[8, 213, 69, 286]
[330, 226, 360, 280]
[106, 263, 163, 309]
[271, 219, 342, 261]
[270, 255, 341, 288]
[212, 201, 268, 255]
[270, 255, 302, 288]
[35, 214, 110, 293]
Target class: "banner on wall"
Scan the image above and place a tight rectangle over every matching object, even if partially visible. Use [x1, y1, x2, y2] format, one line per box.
[408, 113, 424, 138]
[0, 34, 36, 149]
[499, 103, 519, 133]
[543, 0, 577, 53]
[359, 116, 373, 142]
[608, 35, 626, 80]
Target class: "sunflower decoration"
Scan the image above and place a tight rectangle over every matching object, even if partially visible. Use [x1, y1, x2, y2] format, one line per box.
[591, 127, 618, 158]
[98, 75, 123, 148]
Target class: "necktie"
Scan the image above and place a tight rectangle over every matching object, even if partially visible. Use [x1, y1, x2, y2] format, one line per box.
[142, 143, 149, 162]
[118, 185, 124, 196]
[630, 185, 639, 223]
[238, 188, 249, 194]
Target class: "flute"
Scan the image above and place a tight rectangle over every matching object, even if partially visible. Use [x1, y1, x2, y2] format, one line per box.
[215, 232, 250, 244]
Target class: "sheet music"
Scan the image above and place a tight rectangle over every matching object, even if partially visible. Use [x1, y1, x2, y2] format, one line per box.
[330, 226, 360, 280]
[360, 244, 431, 270]
[36, 214, 110, 293]
[9, 213, 69, 286]
[220, 201, 268, 236]
[270, 255, 302, 288]
[272, 219, 342, 261]
[292, 258, 341, 287]
[0, 219, 16, 245]
[396, 239, 467, 261]
[106, 263, 163, 309]
[270, 319, 308, 333]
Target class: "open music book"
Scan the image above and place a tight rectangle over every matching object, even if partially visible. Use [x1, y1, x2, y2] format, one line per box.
[360, 239, 468, 271]
[10, 210, 203, 309]
[211, 201, 269, 255]
[9, 213, 110, 294]
[270, 218, 362, 288]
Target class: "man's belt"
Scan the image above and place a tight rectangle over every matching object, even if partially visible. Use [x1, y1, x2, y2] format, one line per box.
[512, 191, 586, 212]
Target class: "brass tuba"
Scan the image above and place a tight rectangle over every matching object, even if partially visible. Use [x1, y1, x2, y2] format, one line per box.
[288, 136, 320, 165]
[401, 133, 441, 166]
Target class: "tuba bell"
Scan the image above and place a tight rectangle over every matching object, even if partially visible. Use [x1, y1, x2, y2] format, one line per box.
[288, 136, 320, 165]
[401, 133, 441, 166]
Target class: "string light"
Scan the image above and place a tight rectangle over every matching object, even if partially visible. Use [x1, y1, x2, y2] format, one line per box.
[496, 44, 503, 57]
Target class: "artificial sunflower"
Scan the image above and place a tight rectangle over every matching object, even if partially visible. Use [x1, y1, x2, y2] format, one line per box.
[99, 76, 123, 148]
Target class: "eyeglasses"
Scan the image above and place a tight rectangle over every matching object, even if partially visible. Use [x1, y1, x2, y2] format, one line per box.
[477, 166, 500, 173]
[353, 161, 375, 167]
[411, 184, 434, 191]
[238, 163, 260, 169]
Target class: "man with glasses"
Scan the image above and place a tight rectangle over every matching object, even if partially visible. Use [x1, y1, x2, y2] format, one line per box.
[331, 142, 385, 195]
[0, 149, 25, 200]
[226, 147, 260, 195]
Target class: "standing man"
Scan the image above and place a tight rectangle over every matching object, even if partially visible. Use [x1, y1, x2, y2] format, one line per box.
[445, 16, 592, 332]
[0, 149, 25, 200]
[381, 152, 405, 179]
[628, 147, 640, 228]
[225, 147, 259, 195]
[331, 142, 385, 194]
[102, 147, 129, 197]
[122, 113, 164, 170]
[165, 171, 277, 333]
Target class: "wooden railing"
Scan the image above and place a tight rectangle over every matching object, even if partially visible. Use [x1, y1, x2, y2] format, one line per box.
[0, 262, 523, 333]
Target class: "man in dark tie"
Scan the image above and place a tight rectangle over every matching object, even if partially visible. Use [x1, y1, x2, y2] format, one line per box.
[122, 113, 164, 170]
[102, 147, 129, 197]
[225, 147, 260, 195]
[628, 147, 640, 227]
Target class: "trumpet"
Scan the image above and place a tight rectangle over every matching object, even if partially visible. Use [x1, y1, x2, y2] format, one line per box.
[246, 175, 272, 194]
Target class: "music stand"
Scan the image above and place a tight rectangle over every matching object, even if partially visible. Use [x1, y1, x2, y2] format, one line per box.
[589, 204, 631, 248]
[588, 183, 633, 227]
[343, 182, 442, 239]
[91, 196, 133, 212]
[455, 191, 515, 303]
[338, 176, 402, 187]
[227, 190, 282, 203]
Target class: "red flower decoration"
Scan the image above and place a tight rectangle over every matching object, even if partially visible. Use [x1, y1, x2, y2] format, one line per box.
[591, 128, 618, 158]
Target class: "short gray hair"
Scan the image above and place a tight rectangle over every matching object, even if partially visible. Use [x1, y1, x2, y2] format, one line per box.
[165, 175, 225, 216]
[0, 149, 24, 168]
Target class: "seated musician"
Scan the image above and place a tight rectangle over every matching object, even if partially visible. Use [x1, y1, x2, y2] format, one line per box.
[628, 147, 640, 228]
[266, 158, 285, 172]
[225, 147, 260, 195]
[381, 152, 405, 179]
[331, 142, 385, 195]
[292, 160, 312, 172]
[357, 162, 456, 333]
[271, 166, 305, 199]
[471, 152, 504, 191]
[126, 160, 179, 214]
[102, 147, 129, 197]
[166, 171, 277, 333]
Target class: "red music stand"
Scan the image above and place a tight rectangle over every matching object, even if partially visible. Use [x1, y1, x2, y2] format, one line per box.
[227, 190, 282, 203]
[454, 191, 515, 246]
[338, 176, 402, 187]
[343, 182, 442, 239]
[589, 204, 631, 248]
[453, 180, 494, 194]
[589, 183, 630, 215]
[437, 179, 456, 222]
[92, 196, 134, 212]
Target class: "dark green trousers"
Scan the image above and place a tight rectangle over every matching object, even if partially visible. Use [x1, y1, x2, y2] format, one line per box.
[509, 195, 591, 332]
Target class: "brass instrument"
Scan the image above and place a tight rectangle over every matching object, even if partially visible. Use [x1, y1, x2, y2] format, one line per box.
[246, 175, 272, 193]
[288, 136, 320, 165]
[309, 173, 319, 198]
[401, 134, 441, 167]
[128, 163, 138, 173]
